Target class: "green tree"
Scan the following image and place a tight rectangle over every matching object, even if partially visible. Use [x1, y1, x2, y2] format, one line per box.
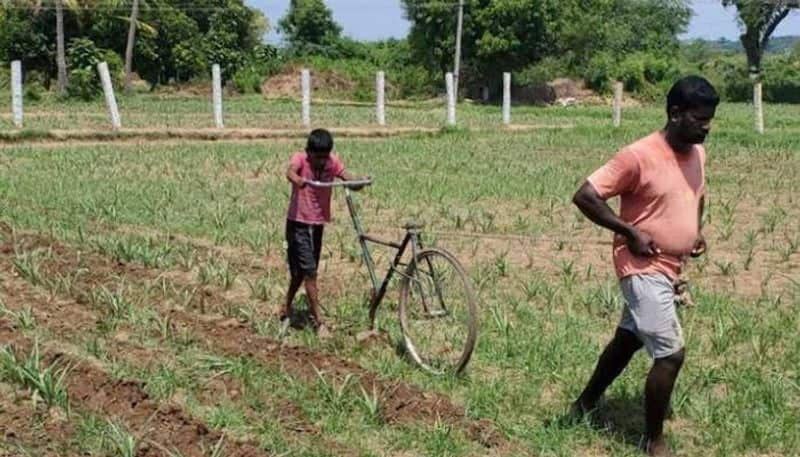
[401, 0, 690, 91]
[127, 0, 267, 86]
[722, 0, 799, 79]
[123, 0, 139, 91]
[278, 0, 341, 53]
[0, 6, 54, 81]
[134, 2, 201, 84]
[0, 0, 268, 88]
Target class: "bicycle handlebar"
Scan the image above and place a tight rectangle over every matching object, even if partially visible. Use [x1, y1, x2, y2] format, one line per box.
[307, 178, 373, 188]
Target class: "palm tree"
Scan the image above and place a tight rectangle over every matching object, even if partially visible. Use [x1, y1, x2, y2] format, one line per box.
[123, 0, 139, 92]
[31, 0, 78, 94]
[17, 0, 74, 93]
[55, 0, 68, 93]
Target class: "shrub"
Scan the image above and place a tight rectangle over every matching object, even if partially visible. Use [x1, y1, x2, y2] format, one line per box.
[24, 70, 46, 102]
[66, 38, 123, 100]
[0, 65, 9, 91]
[232, 44, 281, 94]
[517, 57, 571, 86]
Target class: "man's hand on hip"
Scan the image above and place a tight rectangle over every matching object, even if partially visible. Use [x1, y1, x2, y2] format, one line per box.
[690, 234, 707, 258]
[627, 228, 661, 257]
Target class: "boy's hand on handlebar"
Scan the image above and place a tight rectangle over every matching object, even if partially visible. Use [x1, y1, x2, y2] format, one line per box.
[350, 176, 371, 191]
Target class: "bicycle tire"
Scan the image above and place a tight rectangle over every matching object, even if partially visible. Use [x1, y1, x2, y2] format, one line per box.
[398, 248, 478, 375]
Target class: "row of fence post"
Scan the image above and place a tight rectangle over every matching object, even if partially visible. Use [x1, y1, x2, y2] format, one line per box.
[6, 60, 767, 133]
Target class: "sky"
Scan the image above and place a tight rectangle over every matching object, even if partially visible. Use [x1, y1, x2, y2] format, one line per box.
[246, 0, 800, 44]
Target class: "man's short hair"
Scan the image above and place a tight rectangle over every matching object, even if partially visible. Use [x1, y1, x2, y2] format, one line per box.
[666, 76, 720, 114]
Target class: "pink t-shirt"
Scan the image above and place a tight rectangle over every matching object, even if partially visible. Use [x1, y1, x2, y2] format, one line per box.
[588, 131, 705, 280]
[286, 151, 346, 224]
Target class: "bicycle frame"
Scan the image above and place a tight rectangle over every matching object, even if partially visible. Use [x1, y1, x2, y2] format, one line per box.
[344, 188, 422, 328]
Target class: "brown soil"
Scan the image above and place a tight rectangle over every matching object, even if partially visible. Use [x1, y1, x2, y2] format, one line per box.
[261, 66, 357, 99]
[0, 137, 300, 151]
[0, 319, 266, 457]
[0, 126, 441, 146]
[2, 230, 507, 449]
[0, 381, 78, 456]
[503, 123, 575, 131]
[0, 238, 348, 456]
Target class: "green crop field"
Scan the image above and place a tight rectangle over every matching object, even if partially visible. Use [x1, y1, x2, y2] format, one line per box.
[0, 98, 798, 456]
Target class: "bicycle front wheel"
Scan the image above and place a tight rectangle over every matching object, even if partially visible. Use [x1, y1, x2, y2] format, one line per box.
[398, 248, 478, 375]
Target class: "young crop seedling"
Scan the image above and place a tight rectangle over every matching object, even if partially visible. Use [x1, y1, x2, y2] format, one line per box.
[760, 205, 787, 235]
[494, 251, 510, 278]
[92, 285, 134, 323]
[359, 384, 382, 424]
[314, 367, 356, 413]
[0, 341, 71, 413]
[12, 248, 49, 287]
[103, 420, 138, 457]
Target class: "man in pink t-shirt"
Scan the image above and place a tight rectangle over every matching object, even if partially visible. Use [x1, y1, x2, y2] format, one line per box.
[571, 76, 719, 457]
[281, 129, 367, 339]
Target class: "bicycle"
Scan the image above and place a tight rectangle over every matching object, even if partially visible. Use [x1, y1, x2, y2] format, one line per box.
[308, 178, 478, 375]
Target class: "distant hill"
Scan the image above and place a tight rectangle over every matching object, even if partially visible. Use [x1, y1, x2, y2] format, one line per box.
[684, 36, 799, 53]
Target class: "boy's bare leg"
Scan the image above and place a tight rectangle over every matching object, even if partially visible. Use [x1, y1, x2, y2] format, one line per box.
[282, 274, 304, 319]
[304, 278, 324, 324]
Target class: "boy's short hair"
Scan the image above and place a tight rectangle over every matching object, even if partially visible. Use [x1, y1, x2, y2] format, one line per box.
[306, 129, 334, 155]
[666, 76, 720, 115]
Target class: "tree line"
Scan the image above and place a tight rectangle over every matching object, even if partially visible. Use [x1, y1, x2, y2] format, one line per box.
[1, 0, 798, 102]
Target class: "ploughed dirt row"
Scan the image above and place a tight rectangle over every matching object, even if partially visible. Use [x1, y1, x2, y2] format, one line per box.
[0, 380, 79, 456]
[0, 318, 266, 457]
[1, 230, 508, 450]
[0, 243, 358, 456]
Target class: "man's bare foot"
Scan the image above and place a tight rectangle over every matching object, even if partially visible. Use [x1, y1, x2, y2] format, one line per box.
[646, 438, 673, 457]
[565, 398, 599, 426]
[570, 396, 598, 418]
[316, 323, 332, 340]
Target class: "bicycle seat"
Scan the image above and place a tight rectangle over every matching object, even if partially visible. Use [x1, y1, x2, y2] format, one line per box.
[403, 220, 425, 231]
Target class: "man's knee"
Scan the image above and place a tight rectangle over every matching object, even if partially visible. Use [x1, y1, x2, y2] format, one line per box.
[613, 327, 644, 350]
[657, 348, 685, 372]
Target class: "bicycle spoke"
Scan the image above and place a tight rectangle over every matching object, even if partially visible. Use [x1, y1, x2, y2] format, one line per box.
[400, 249, 477, 374]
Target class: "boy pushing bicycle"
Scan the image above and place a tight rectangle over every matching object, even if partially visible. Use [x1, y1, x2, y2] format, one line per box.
[281, 129, 368, 339]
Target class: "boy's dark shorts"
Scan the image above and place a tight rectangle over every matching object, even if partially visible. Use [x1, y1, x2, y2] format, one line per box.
[286, 219, 324, 279]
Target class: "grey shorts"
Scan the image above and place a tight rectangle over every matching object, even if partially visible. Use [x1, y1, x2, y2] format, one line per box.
[619, 273, 684, 359]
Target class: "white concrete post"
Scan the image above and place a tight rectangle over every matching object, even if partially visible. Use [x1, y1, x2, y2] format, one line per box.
[754, 81, 764, 134]
[502, 72, 511, 125]
[97, 62, 121, 129]
[612, 81, 623, 128]
[301, 69, 311, 127]
[376, 71, 386, 126]
[446, 72, 456, 126]
[212, 64, 224, 129]
[11, 61, 23, 128]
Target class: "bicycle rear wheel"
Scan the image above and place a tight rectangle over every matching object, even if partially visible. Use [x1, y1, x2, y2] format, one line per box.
[398, 248, 478, 375]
